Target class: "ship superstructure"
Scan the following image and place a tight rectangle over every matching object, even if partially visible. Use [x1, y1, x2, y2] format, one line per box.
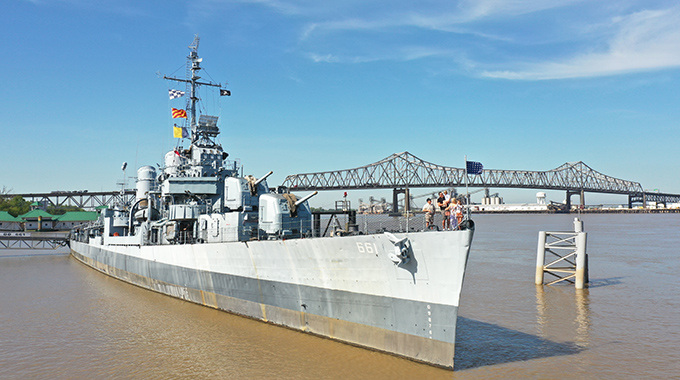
[70, 36, 475, 369]
[90, 36, 314, 246]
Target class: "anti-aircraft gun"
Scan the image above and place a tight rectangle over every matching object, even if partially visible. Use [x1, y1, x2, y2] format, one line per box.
[258, 189, 318, 239]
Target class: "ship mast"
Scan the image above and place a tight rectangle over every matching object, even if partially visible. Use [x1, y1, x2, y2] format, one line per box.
[164, 35, 226, 148]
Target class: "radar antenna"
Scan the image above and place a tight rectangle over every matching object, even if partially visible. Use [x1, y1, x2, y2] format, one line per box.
[188, 34, 200, 53]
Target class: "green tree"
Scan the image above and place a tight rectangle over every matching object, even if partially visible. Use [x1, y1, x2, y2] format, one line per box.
[0, 196, 30, 217]
[47, 205, 84, 215]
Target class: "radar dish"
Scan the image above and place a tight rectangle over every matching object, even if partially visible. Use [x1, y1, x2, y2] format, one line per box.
[198, 115, 219, 128]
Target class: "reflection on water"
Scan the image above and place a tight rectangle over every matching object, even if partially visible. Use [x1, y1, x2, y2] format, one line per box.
[535, 286, 591, 349]
[574, 289, 591, 348]
[454, 271, 594, 371]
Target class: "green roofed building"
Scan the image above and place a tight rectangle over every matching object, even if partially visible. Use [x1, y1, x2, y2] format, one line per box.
[0, 211, 22, 231]
[30, 201, 46, 211]
[19, 209, 55, 231]
[54, 211, 98, 230]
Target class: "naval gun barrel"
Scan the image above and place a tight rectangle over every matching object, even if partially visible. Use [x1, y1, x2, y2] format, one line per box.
[184, 190, 202, 202]
[254, 171, 273, 186]
[295, 191, 318, 206]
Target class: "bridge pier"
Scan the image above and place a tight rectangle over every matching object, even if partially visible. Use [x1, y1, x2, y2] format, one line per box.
[566, 189, 585, 210]
[628, 192, 645, 208]
[392, 188, 410, 214]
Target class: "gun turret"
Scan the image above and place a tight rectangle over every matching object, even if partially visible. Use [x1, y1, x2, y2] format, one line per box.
[247, 171, 273, 196]
[255, 171, 273, 186]
[295, 191, 318, 207]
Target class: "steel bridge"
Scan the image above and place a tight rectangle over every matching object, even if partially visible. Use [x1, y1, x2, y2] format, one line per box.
[281, 152, 680, 210]
[5, 190, 135, 211]
[5, 152, 678, 212]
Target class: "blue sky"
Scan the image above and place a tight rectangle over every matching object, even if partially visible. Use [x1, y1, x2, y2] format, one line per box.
[2, 0, 679, 208]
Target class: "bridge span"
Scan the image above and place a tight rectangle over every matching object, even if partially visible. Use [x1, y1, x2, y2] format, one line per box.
[6, 152, 678, 212]
[281, 152, 680, 210]
[5, 190, 135, 211]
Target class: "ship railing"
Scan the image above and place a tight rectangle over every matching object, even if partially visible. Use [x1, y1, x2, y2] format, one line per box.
[249, 220, 312, 241]
[313, 211, 471, 237]
[187, 212, 472, 243]
[71, 221, 104, 243]
[176, 230, 195, 245]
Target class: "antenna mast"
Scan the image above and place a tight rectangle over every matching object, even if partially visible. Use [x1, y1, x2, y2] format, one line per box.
[187, 35, 200, 134]
[163, 34, 227, 148]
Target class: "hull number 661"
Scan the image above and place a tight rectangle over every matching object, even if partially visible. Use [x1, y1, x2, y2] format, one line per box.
[356, 242, 379, 254]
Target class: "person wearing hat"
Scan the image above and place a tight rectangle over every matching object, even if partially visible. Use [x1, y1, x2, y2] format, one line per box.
[422, 198, 435, 229]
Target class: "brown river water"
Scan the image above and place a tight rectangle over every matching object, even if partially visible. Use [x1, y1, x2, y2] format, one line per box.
[1, 213, 678, 379]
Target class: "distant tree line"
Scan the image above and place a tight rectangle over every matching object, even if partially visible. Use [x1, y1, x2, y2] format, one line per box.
[0, 195, 30, 217]
[47, 205, 84, 215]
[1, 186, 83, 217]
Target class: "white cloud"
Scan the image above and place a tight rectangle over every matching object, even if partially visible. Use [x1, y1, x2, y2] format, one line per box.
[308, 53, 339, 63]
[482, 7, 680, 80]
[207, 0, 680, 80]
[299, 0, 582, 37]
[227, 0, 308, 15]
[455, 0, 584, 21]
[306, 46, 454, 64]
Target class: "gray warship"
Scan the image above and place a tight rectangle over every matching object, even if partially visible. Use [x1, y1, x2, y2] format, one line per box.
[70, 36, 475, 369]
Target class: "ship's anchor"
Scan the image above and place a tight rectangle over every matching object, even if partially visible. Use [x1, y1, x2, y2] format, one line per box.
[384, 232, 411, 265]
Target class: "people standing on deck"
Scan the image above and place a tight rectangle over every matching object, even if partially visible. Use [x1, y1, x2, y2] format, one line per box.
[449, 198, 463, 230]
[437, 192, 450, 230]
[447, 199, 457, 230]
[422, 198, 435, 230]
[455, 199, 464, 227]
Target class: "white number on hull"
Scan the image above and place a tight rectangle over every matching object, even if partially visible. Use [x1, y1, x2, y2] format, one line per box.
[356, 242, 378, 254]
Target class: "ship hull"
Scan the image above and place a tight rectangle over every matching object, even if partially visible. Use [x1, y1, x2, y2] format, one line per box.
[70, 230, 473, 368]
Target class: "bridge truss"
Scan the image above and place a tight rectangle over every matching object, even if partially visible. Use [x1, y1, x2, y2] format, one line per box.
[282, 152, 676, 208]
[6, 153, 678, 212]
[6, 190, 135, 211]
[0, 233, 69, 250]
[629, 191, 680, 206]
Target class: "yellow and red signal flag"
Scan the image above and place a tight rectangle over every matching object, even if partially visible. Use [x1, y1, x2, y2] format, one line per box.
[171, 108, 187, 119]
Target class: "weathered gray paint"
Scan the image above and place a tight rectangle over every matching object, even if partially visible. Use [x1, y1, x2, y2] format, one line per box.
[72, 242, 458, 340]
[70, 230, 472, 368]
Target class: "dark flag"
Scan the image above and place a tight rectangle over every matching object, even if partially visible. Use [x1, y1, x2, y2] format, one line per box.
[220, 89, 231, 96]
[466, 161, 484, 175]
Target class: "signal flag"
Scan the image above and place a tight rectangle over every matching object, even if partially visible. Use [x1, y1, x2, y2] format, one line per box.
[171, 108, 187, 118]
[173, 124, 189, 138]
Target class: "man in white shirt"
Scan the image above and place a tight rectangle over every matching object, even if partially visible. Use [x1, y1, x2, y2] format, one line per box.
[422, 198, 435, 229]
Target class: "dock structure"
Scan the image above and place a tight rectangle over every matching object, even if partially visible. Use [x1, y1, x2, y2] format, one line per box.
[0, 210, 96, 251]
[535, 218, 589, 289]
[5, 190, 134, 211]
[0, 232, 69, 250]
